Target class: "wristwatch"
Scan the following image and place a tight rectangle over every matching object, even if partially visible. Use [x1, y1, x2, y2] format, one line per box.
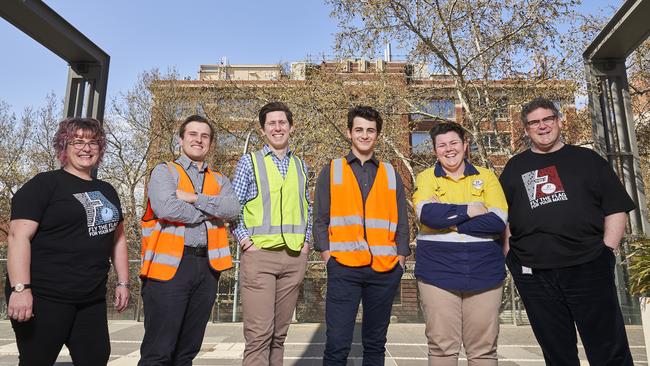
[11, 283, 31, 293]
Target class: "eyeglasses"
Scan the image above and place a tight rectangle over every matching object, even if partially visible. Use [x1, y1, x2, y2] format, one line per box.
[526, 115, 557, 128]
[68, 140, 100, 150]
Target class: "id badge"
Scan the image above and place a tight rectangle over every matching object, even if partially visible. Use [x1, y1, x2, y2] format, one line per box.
[522, 266, 533, 275]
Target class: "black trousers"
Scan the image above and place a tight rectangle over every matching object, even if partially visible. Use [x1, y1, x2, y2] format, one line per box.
[8, 295, 109, 366]
[507, 247, 633, 366]
[139, 253, 220, 366]
[323, 260, 403, 366]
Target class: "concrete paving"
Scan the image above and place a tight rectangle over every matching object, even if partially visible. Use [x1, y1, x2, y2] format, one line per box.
[0, 321, 645, 365]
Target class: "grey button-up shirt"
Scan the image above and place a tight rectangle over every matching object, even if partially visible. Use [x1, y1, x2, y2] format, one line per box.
[147, 155, 241, 247]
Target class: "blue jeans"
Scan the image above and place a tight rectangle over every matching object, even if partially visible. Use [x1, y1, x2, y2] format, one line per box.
[323, 259, 403, 366]
[507, 247, 633, 366]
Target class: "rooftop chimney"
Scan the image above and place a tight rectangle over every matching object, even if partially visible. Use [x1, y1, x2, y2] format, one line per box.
[384, 43, 392, 62]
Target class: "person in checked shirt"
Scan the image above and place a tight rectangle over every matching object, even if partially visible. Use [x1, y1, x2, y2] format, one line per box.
[232, 102, 312, 366]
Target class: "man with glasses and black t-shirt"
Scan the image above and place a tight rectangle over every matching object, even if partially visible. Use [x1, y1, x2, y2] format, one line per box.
[499, 97, 635, 365]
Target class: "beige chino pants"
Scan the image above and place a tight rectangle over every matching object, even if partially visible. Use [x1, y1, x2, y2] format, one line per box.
[241, 248, 308, 366]
[418, 281, 503, 366]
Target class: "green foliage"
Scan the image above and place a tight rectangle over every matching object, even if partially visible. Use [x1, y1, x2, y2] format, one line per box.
[627, 237, 650, 296]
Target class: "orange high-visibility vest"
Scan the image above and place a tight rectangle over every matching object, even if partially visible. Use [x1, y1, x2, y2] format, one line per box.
[140, 162, 232, 281]
[328, 158, 399, 272]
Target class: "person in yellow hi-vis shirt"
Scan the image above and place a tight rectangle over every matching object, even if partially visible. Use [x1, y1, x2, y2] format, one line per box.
[232, 102, 311, 366]
[413, 122, 508, 366]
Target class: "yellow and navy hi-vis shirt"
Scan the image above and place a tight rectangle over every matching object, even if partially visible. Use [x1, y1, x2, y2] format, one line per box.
[413, 160, 508, 292]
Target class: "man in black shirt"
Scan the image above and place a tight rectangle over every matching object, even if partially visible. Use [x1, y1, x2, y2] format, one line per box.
[499, 97, 635, 365]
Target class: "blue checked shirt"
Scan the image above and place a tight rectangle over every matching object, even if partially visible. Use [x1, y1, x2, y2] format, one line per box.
[231, 145, 312, 245]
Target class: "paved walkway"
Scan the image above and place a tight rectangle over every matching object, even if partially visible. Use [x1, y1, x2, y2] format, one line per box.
[0, 321, 645, 365]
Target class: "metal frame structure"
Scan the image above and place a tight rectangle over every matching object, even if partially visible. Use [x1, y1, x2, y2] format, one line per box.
[584, 0, 650, 329]
[584, 0, 650, 237]
[0, 0, 110, 121]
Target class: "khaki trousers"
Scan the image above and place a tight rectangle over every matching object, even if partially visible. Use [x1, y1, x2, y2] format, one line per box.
[241, 248, 308, 366]
[418, 281, 503, 366]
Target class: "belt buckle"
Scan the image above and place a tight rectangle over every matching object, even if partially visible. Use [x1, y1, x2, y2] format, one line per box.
[185, 246, 206, 257]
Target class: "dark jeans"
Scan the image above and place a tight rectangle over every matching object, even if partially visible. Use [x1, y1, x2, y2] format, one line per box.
[139, 253, 220, 366]
[8, 295, 109, 366]
[507, 247, 633, 366]
[323, 259, 403, 366]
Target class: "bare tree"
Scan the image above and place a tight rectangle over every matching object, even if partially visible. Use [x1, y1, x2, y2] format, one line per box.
[23, 93, 62, 172]
[0, 101, 31, 240]
[326, 0, 601, 165]
[0, 94, 64, 240]
[101, 69, 184, 259]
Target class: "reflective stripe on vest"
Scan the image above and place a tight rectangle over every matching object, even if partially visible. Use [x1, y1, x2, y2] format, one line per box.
[243, 150, 308, 251]
[140, 162, 233, 281]
[329, 158, 399, 272]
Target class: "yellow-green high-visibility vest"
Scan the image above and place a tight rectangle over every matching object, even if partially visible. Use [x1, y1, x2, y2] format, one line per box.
[243, 150, 308, 251]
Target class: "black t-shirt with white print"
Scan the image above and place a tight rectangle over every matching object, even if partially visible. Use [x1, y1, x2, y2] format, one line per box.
[10, 169, 123, 303]
[499, 144, 635, 269]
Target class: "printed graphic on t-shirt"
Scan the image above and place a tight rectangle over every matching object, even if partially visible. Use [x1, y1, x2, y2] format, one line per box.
[73, 191, 120, 236]
[521, 166, 568, 209]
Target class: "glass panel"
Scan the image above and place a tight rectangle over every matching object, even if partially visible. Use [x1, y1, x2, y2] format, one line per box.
[481, 132, 511, 152]
[411, 99, 456, 120]
[411, 131, 432, 154]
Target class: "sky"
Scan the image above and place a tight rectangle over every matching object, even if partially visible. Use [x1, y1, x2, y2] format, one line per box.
[0, 0, 621, 114]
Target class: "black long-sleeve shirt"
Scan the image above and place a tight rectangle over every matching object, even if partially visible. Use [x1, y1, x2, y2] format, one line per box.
[313, 151, 411, 256]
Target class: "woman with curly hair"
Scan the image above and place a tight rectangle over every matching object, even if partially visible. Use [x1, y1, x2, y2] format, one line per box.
[6, 117, 129, 366]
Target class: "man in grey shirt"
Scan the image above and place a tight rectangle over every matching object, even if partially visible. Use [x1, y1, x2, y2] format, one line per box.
[138, 115, 240, 365]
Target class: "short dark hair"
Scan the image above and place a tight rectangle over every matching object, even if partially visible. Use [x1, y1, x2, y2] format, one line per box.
[347, 106, 383, 134]
[178, 114, 214, 142]
[429, 122, 466, 145]
[258, 102, 293, 129]
[521, 97, 560, 125]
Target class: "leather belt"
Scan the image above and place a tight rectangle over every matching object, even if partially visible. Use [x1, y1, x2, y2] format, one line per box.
[183, 245, 207, 257]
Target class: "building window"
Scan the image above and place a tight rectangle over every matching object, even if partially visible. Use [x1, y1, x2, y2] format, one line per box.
[411, 131, 432, 154]
[475, 96, 508, 120]
[410, 99, 456, 121]
[481, 132, 511, 153]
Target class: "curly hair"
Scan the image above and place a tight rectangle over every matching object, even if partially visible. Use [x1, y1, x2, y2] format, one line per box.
[53, 117, 107, 167]
[347, 106, 383, 134]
